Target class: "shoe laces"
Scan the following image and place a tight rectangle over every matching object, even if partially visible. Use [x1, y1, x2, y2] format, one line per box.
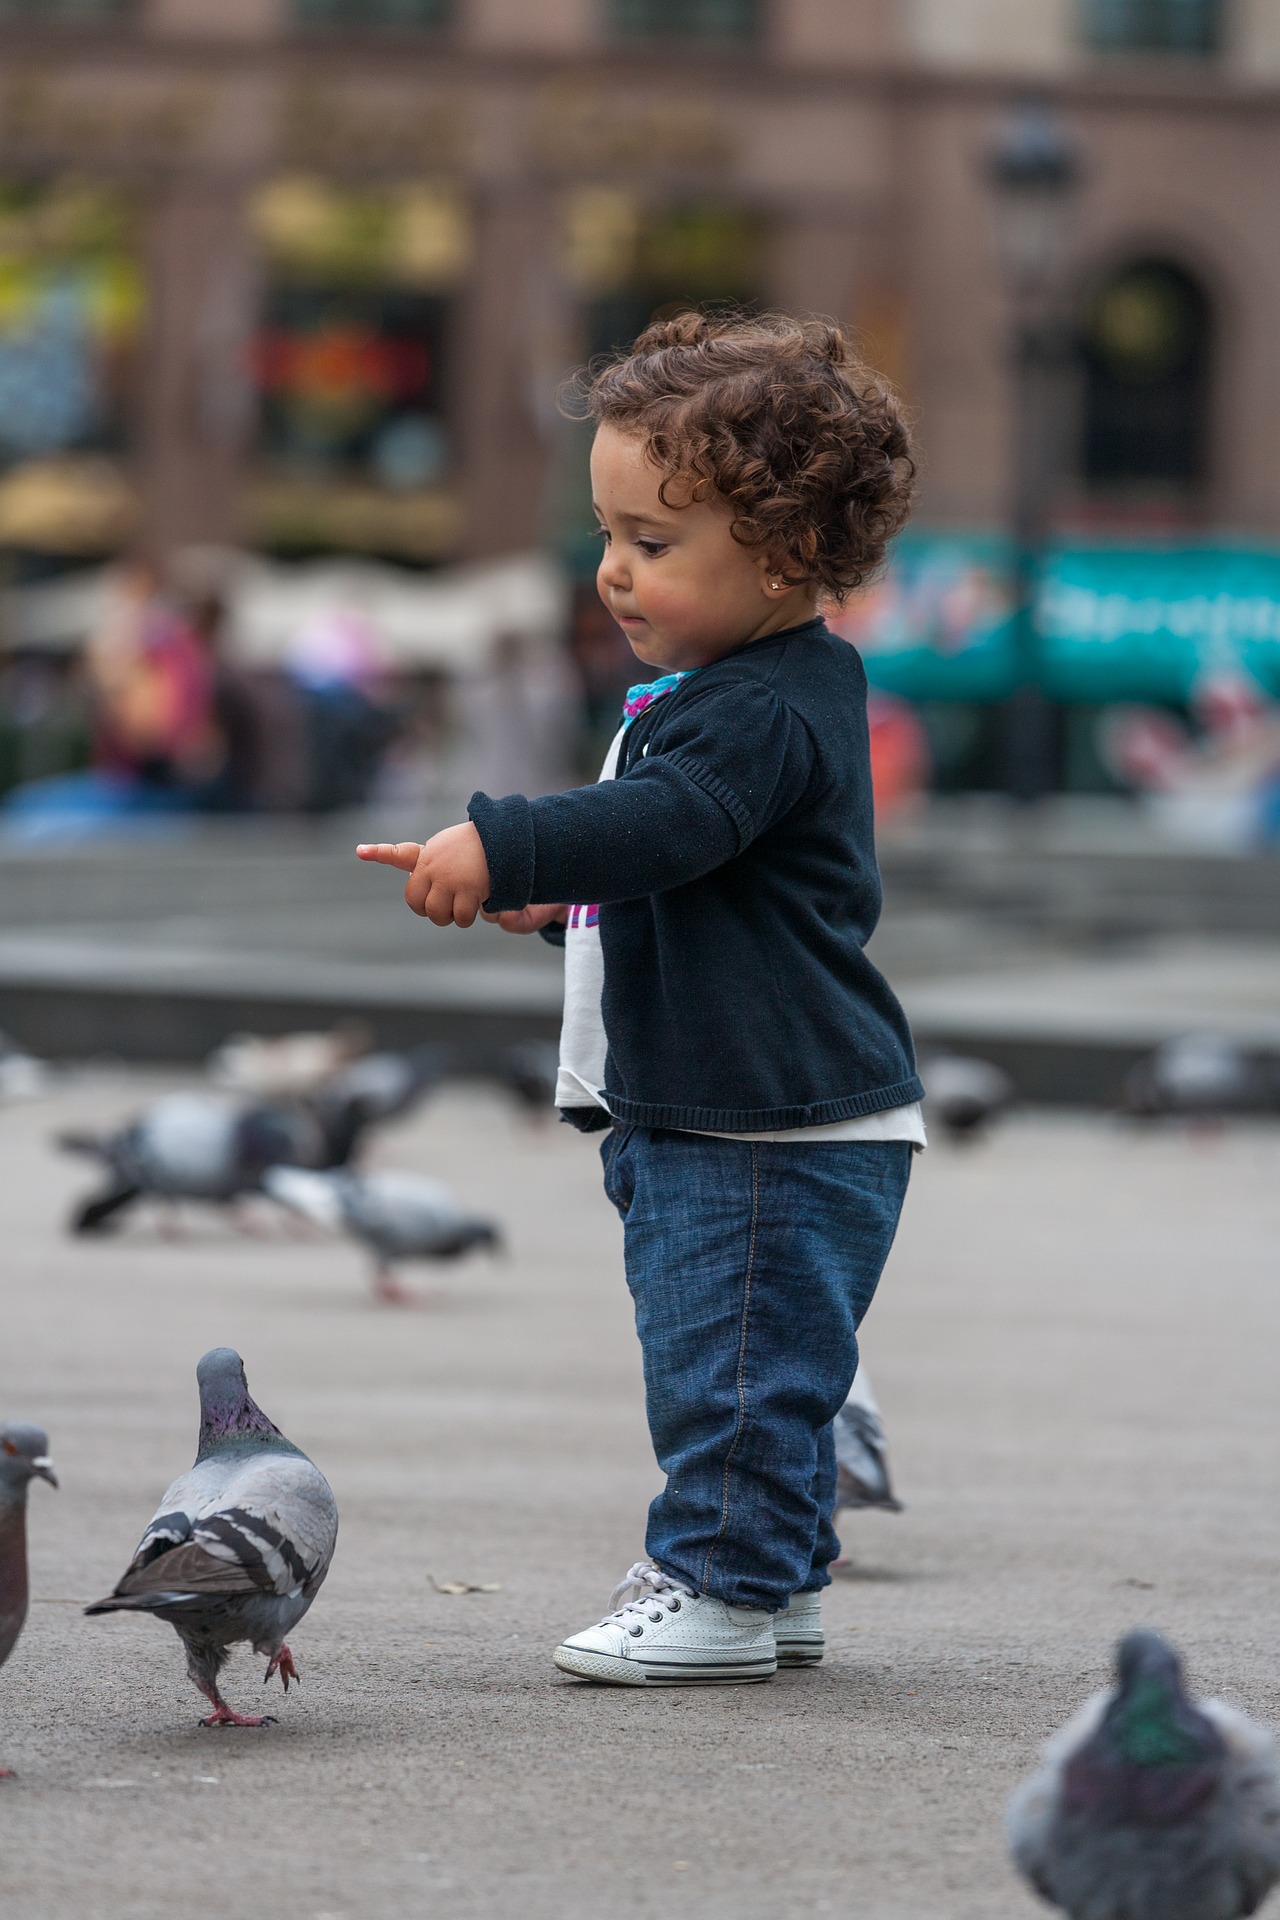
[604, 1559, 695, 1630]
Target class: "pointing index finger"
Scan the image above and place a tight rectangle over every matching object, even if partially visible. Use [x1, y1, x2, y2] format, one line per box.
[356, 842, 423, 871]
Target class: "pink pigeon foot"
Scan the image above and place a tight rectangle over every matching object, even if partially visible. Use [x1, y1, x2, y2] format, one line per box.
[264, 1644, 299, 1691]
[199, 1704, 277, 1729]
[0, 1766, 15, 1779]
[195, 1675, 276, 1728]
[372, 1268, 417, 1307]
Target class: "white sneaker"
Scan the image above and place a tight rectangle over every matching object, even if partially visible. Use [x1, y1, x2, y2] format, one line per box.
[553, 1561, 777, 1687]
[774, 1590, 824, 1667]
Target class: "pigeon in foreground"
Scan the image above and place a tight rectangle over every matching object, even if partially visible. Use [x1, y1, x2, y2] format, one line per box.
[921, 1051, 1014, 1142]
[1123, 1036, 1280, 1121]
[85, 1349, 337, 1728]
[0, 1425, 57, 1777]
[834, 1365, 903, 1516]
[263, 1165, 501, 1305]
[1008, 1630, 1280, 1920]
[58, 1087, 375, 1235]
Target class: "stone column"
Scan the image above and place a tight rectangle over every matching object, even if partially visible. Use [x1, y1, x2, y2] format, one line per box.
[136, 179, 257, 561]
[451, 183, 563, 562]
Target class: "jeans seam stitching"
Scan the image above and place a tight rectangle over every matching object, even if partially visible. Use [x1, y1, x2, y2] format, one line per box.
[702, 1143, 758, 1595]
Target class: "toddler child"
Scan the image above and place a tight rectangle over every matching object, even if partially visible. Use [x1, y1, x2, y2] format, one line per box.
[359, 310, 922, 1685]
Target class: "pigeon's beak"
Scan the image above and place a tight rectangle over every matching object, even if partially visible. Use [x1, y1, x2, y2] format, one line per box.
[31, 1456, 57, 1488]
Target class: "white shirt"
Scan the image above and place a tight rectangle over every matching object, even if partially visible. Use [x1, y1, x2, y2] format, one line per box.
[554, 726, 925, 1149]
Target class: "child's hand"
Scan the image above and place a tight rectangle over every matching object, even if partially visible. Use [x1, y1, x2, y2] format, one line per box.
[481, 904, 568, 935]
[357, 823, 492, 927]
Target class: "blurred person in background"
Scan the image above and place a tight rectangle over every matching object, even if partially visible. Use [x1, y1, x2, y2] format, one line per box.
[285, 605, 398, 814]
[87, 558, 216, 799]
[2, 558, 218, 835]
[370, 667, 457, 813]
[455, 627, 582, 800]
[181, 592, 266, 814]
[0, 650, 93, 799]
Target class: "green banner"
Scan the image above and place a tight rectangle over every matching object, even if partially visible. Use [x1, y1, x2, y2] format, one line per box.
[839, 535, 1280, 703]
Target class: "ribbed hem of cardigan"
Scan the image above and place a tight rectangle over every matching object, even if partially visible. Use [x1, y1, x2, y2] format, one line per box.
[602, 1075, 925, 1133]
[468, 789, 535, 912]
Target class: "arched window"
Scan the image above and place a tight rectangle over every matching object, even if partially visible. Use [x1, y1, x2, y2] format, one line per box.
[1080, 259, 1212, 496]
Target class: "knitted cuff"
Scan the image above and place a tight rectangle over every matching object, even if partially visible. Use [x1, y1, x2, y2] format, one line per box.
[467, 791, 536, 912]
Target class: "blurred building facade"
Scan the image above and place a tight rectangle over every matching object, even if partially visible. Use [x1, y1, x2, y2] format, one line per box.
[0, 0, 1277, 574]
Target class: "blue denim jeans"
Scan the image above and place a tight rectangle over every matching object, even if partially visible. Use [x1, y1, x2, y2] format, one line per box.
[601, 1125, 911, 1612]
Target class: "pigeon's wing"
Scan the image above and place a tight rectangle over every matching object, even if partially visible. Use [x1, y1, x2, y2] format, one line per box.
[92, 1454, 337, 1611]
[1006, 1693, 1110, 1898]
[1202, 1702, 1280, 1910]
[262, 1164, 345, 1229]
[833, 1400, 902, 1511]
[344, 1173, 466, 1252]
[845, 1364, 882, 1420]
[132, 1095, 242, 1197]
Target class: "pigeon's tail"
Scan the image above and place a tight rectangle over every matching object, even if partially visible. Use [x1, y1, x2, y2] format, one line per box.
[56, 1130, 109, 1160]
[71, 1184, 141, 1235]
[84, 1590, 198, 1616]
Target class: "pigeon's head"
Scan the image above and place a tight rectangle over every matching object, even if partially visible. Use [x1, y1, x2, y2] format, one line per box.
[195, 1348, 285, 1459]
[0, 1422, 57, 1499]
[1064, 1631, 1226, 1827]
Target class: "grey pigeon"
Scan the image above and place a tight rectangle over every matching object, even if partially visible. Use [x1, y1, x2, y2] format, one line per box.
[263, 1164, 501, 1305]
[85, 1349, 337, 1729]
[834, 1366, 903, 1516]
[313, 1044, 444, 1127]
[58, 1087, 373, 1235]
[1008, 1630, 1280, 1920]
[922, 1051, 1014, 1143]
[1123, 1036, 1280, 1121]
[493, 1040, 560, 1115]
[0, 1424, 57, 1776]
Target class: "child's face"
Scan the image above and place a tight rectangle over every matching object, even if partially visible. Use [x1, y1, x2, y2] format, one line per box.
[590, 425, 815, 672]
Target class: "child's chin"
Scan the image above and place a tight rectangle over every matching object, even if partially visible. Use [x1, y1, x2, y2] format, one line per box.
[626, 636, 667, 667]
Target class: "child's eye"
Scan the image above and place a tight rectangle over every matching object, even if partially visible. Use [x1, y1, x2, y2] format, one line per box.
[594, 526, 611, 545]
[636, 539, 668, 558]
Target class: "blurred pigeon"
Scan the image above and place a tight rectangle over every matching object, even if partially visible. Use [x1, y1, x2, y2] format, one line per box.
[311, 1043, 445, 1130]
[834, 1366, 903, 1516]
[208, 1025, 369, 1098]
[922, 1051, 1014, 1143]
[57, 1088, 372, 1235]
[1123, 1036, 1280, 1121]
[263, 1165, 501, 1305]
[492, 1040, 560, 1116]
[85, 1349, 337, 1729]
[1008, 1630, 1280, 1920]
[0, 1424, 57, 1777]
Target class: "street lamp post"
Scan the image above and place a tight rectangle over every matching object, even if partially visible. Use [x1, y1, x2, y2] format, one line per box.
[985, 104, 1082, 802]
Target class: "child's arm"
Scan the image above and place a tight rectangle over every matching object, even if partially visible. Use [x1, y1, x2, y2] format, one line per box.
[361, 680, 815, 926]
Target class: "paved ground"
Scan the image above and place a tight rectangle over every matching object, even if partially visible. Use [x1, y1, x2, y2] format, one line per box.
[1, 1075, 1278, 1920]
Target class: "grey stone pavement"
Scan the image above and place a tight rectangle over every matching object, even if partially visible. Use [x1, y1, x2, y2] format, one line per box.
[1, 1076, 1279, 1920]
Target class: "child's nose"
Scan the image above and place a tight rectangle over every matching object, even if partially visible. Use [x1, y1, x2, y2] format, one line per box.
[598, 548, 630, 595]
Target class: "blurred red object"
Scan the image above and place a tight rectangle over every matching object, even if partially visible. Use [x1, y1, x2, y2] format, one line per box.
[867, 690, 930, 816]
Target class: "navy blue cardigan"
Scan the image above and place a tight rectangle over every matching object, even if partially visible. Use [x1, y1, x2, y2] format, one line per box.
[467, 617, 922, 1132]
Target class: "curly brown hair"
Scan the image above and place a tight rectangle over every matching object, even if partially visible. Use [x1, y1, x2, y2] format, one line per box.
[569, 310, 915, 603]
